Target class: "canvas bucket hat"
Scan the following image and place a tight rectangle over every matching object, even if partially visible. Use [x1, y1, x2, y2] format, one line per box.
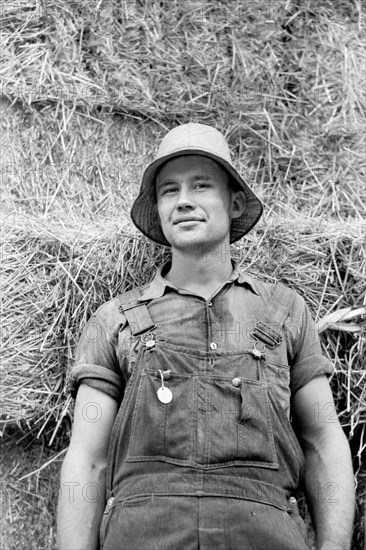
[131, 122, 263, 246]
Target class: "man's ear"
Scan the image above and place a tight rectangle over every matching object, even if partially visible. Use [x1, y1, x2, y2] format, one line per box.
[230, 190, 246, 219]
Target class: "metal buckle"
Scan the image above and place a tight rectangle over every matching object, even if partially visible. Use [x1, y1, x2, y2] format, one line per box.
[251, 322, 282, 349]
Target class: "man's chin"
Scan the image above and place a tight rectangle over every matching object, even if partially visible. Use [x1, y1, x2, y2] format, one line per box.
[168, 235, 204, 250]
[168, 233, 228, 253]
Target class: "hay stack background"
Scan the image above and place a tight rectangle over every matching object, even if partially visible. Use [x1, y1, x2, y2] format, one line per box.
[1, 1, 365, 548]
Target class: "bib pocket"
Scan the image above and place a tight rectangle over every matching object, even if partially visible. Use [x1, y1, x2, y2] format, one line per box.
[126, 365, 278, 469]
[205, 376, 278, 467]
[127, 370, 195, 464]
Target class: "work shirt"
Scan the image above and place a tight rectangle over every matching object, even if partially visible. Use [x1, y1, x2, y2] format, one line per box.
[69, 260, 332, 405]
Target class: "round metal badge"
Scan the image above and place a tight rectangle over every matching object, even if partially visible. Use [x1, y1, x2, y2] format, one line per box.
[157, 387, 173, 404]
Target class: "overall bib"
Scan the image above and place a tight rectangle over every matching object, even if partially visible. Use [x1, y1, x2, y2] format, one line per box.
[100, 285, 309, 550]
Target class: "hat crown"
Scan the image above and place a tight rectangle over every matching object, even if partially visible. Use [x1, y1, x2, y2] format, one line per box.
[157, 123, 232, 164]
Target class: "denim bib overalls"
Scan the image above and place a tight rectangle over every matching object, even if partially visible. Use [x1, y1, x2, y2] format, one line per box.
[100, 284, 309, 550]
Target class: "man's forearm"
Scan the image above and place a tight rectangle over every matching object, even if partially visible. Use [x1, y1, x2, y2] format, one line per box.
[303, 429, 355, 550]
[57, 450, 107, 550]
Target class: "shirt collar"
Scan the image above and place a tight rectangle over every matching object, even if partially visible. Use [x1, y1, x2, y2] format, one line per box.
[230, 262, 260, 295]
[138, 259, 259, 301]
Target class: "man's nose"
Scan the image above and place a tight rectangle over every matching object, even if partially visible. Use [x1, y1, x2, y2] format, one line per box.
[176, 187, 195, 210]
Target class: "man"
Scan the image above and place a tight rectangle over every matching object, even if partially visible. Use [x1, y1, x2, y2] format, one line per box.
[57, 123, 355, 549]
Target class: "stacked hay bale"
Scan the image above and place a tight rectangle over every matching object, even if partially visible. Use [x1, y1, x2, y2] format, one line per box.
[1, 1, 365, 548]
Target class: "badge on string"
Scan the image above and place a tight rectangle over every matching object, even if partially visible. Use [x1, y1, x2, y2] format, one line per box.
[157, 369, 173, 403]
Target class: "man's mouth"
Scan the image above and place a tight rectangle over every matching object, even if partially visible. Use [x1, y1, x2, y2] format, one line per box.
[173, 217, 204, 225]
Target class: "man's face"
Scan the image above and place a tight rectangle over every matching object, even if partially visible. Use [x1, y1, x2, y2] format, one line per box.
[155, 155, 242, 252]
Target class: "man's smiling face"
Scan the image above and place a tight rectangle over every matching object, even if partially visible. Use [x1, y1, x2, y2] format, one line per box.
[155, 155, 244, 252]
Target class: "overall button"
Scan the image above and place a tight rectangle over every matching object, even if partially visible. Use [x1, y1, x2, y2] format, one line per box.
[232, 377, 241, 387]
[289, 496, 297, 505]
[145, 340, 156, 348]
[107, 497, 114, 507]
[210, 342, 217, 350]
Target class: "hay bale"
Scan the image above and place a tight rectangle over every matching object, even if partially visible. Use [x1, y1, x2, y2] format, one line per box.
[1, 215, 364, 441]
[1, 0, 365, 223]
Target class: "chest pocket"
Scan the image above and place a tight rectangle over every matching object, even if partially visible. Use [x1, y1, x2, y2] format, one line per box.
[126, 347, 278, 470]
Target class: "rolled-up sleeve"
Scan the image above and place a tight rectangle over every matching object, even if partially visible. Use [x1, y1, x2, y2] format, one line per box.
[68, 302, 126, 403]
[286, 294, 333, 395]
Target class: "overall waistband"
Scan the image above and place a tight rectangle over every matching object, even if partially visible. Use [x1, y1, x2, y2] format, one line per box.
[114, 472, 294, 512]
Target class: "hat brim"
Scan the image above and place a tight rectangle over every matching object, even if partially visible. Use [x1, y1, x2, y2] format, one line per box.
[131, 148, 263, 246]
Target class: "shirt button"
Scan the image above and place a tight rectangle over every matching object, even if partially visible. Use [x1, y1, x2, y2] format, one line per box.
[232, 377, 241, 387]
[210, 342, 217, 350]
[208, 301, 213, 307]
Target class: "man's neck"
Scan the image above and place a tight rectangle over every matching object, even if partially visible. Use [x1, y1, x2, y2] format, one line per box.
[163, 243, 234, 299]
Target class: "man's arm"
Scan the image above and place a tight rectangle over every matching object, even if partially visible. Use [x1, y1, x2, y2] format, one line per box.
[57, 384, 118, 550]
[292, 374, 355, 550]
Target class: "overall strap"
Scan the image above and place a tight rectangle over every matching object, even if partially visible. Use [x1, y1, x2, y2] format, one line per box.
[116, 285, 156, 336]
[265, 282, 297, 330]
[252, 283, 297, 348]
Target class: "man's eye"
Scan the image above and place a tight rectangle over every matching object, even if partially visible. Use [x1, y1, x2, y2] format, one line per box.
[196, 183, 211, 189]
[161, 187, 178, 195]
